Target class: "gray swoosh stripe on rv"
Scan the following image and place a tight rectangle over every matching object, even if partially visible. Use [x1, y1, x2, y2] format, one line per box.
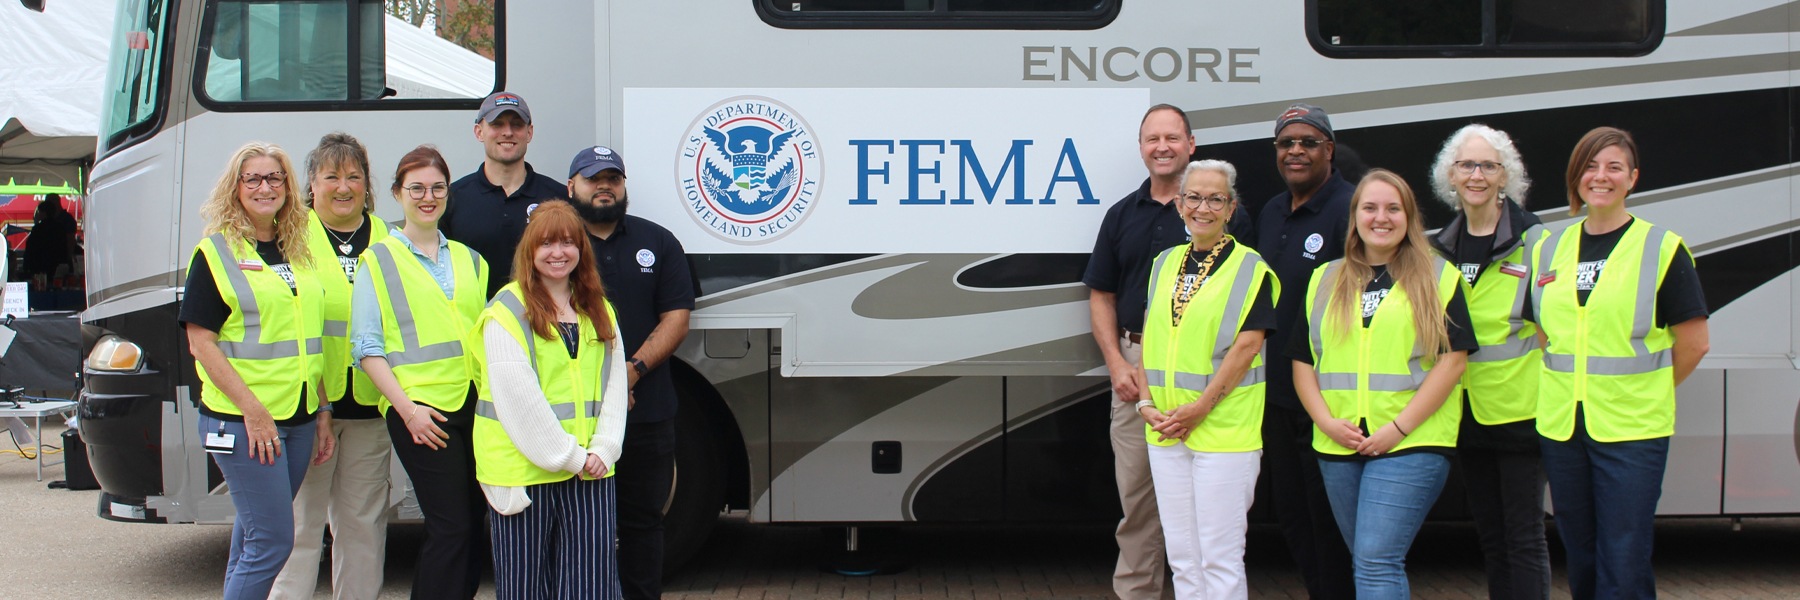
[698, 253, 1086, 320]
[896, 333, 1103, 377]
[851, 255, 1087, 320]
[1533, 165, 1798, 233]
[899, 381, 1107, 521]
[1669, 2, 1798, 37]
[1186, 52, 1794, 131]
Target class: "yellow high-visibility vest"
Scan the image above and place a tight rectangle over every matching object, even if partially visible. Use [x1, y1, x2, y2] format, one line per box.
[1458, 225, 1546, 425]
[1532, 218, 1683, 442]
[471, 283, 619, 486]
[192, 233, 326, 419]
[362, 234, 487, 413]
[1303, 258, 1465, 455]
[1141, 240, 1278, 452]
[305, 211, 390, 406]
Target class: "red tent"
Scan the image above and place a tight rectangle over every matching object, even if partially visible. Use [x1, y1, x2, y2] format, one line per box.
[0, 194, 83, 251]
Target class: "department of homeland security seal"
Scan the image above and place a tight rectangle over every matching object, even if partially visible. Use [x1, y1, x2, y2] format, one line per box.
[678, 96, 820, 245]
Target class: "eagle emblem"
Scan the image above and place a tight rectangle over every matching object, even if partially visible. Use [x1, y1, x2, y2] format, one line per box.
[699, 124, 801, 217]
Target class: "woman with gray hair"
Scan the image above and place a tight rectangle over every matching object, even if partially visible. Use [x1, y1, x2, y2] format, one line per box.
[1424, 124, 1551, 600]
[1137, 159, 1279, 599]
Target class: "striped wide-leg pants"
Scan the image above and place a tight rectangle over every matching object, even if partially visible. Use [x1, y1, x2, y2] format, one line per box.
[490, 476, 622, 600]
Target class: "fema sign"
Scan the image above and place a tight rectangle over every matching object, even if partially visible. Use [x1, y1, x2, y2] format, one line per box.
[678, 96, 820, 244]
[628, 88, 1145, 253]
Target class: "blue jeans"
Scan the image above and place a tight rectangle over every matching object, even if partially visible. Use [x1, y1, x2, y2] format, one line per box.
[1540, 409, 1669, 600]
[200, 414, 316, 600]
[1317, 452, 1451, 600]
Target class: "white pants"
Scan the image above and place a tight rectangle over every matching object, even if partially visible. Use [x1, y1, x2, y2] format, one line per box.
[1147, 443, 1262, 600]
[270, 417, 393, 600]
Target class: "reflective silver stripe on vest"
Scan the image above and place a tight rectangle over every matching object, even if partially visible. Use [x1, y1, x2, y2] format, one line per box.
[489, 290, 538, 371]
[368, 243, 465, 368]
[323, 320, 349, 337]
[1307, 262, 1341, 358]
[1144, 365, 1267, 394]
[1472, 335, 1539, 363]
[1530, 225, 1565, 323]
[1540, 225, 1671, 376]
[1145, 246, 1180, 326]
[1317, 359, 1425, 392]
[475, 398, 605, 422]
[207, 233, 319, 360]
[1318, 371, 1357, 391]
[1213, 254, 1263, 360]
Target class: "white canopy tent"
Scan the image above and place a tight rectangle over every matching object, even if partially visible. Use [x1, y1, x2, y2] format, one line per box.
[0, 1, 492, 192]
[0, 0, 111, 192]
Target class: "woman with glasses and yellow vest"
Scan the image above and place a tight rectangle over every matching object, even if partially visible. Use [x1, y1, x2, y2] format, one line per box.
[271, 132, 395, 600]
[178, 143, 334, 600]
[350, 145, 490, 599]
[1137, 160, 1278, 600]
[1288, 169, 1478, 599]
[1533, 127, 1709, 599]
[471, 201, 628, 599]
[1423, 125, 1551, 600]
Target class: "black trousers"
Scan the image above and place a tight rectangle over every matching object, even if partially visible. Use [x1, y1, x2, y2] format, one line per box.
[387, 393, 487, 600]
[1461, 444, 1552, 600]
[615, 417, 676, 600]
[1263, 403, 1355, 600]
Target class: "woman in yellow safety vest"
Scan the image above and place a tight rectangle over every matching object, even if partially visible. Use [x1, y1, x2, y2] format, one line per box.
[1289, 169, 1477, 599]
[471, 201, 628, 599]
[271, 132, 394, 600]
[350, 145, 490, 599]
[1137, 159, 1279, 600]
[1423, 124, 1550, 600]
[1533, 126, 1710, 599]
[178, 142, 334, 600]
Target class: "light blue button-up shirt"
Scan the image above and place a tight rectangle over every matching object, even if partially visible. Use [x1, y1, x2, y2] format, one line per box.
[350, 230, 458, 365]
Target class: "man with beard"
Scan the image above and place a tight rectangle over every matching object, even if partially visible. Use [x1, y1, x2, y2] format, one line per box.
[443, 91, 569, 297]
[1255, 103, 1355, 600]
[567, 145, 695, 600]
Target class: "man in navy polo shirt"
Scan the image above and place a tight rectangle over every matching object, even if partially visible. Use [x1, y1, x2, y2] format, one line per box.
[1256, 103, 1356, 600]
[567, 145, 696, 600]
[443, 91, 569, 298]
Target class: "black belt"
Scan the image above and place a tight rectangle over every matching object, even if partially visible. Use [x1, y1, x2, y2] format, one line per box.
[1121, 329, 1143, 344]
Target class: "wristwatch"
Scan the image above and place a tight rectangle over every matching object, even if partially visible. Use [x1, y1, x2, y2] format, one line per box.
[630, 358, 648, 376]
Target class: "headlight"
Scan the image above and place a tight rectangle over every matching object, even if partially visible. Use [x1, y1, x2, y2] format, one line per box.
[86, 334, 144, 372]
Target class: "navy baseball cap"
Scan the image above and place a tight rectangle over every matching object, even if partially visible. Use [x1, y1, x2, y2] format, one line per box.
[569, 145, 627, 179]
[476, 91, 532, 124]
[1274, 103, 1335, 141]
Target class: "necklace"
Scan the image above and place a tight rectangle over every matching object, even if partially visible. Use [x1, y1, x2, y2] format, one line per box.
[322, 219, 362, 255]
[1171, 237, 1229, 327]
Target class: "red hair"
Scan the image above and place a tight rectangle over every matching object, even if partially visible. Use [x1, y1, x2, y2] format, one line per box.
[511, 201, 615, 343]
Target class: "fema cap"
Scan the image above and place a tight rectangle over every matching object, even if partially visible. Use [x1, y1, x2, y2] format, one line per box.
[476, 91, 532, 124]
[569, 145, 626, 179]
[1273, 103, 1334, 141]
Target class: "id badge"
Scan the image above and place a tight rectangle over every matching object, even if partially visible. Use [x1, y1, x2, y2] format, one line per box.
[204, 432, 236, 454]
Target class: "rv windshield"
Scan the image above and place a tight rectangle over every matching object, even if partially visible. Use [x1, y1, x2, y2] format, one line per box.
[99, 0, 172, 152]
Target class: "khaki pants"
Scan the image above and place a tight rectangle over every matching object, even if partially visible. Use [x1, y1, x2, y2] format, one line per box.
[1110, 335, 1167, 600]
[269, 417, 393, 600]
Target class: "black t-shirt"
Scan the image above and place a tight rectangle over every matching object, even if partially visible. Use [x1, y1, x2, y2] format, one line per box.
[589, 215, 698, 424]
[442, 162, 570, 298]
[320, 218, 380, 420]
[1162, 241, 1279, 336]
[1573, 219, 1709, 327]
[1454, 231, 1497, 286]
[1254, 172, 1355, 410]
[179, 239, 313, 426]
[1284, 265, 1479, 365]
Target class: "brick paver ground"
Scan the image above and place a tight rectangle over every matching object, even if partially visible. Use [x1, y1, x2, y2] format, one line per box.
[665, 515, 1800, 599]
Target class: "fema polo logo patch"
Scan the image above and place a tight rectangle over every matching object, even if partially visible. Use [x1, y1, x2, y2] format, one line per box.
[636, 249, 655, 268]
[1304, 233, 1325, 254]
[679, 96, 820, 245]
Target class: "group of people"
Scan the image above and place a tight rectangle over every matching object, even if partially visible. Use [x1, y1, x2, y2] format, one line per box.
[1086, 103, 1709, 600]
[180, 91, 695, 600]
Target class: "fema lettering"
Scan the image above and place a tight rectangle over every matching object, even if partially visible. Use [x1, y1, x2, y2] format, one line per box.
[845, 139, 1097, 205]
[678, 96, 821, 245]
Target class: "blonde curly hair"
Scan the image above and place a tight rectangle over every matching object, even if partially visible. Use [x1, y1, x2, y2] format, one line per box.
[200, 142, 313, 269]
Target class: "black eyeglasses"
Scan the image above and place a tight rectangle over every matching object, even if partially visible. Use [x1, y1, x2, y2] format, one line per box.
[1453, 160, 1503, 176]
[403, 184, 450, 199]
[240, 172, 286, 189]
[1274, 138, 1327, 150]
[1180, 193, 1231, 211]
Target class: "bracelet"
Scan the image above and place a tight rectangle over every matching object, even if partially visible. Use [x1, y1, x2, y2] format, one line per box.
[1392, 420, 1410, 436]
[1134, 399, 1155, 411]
